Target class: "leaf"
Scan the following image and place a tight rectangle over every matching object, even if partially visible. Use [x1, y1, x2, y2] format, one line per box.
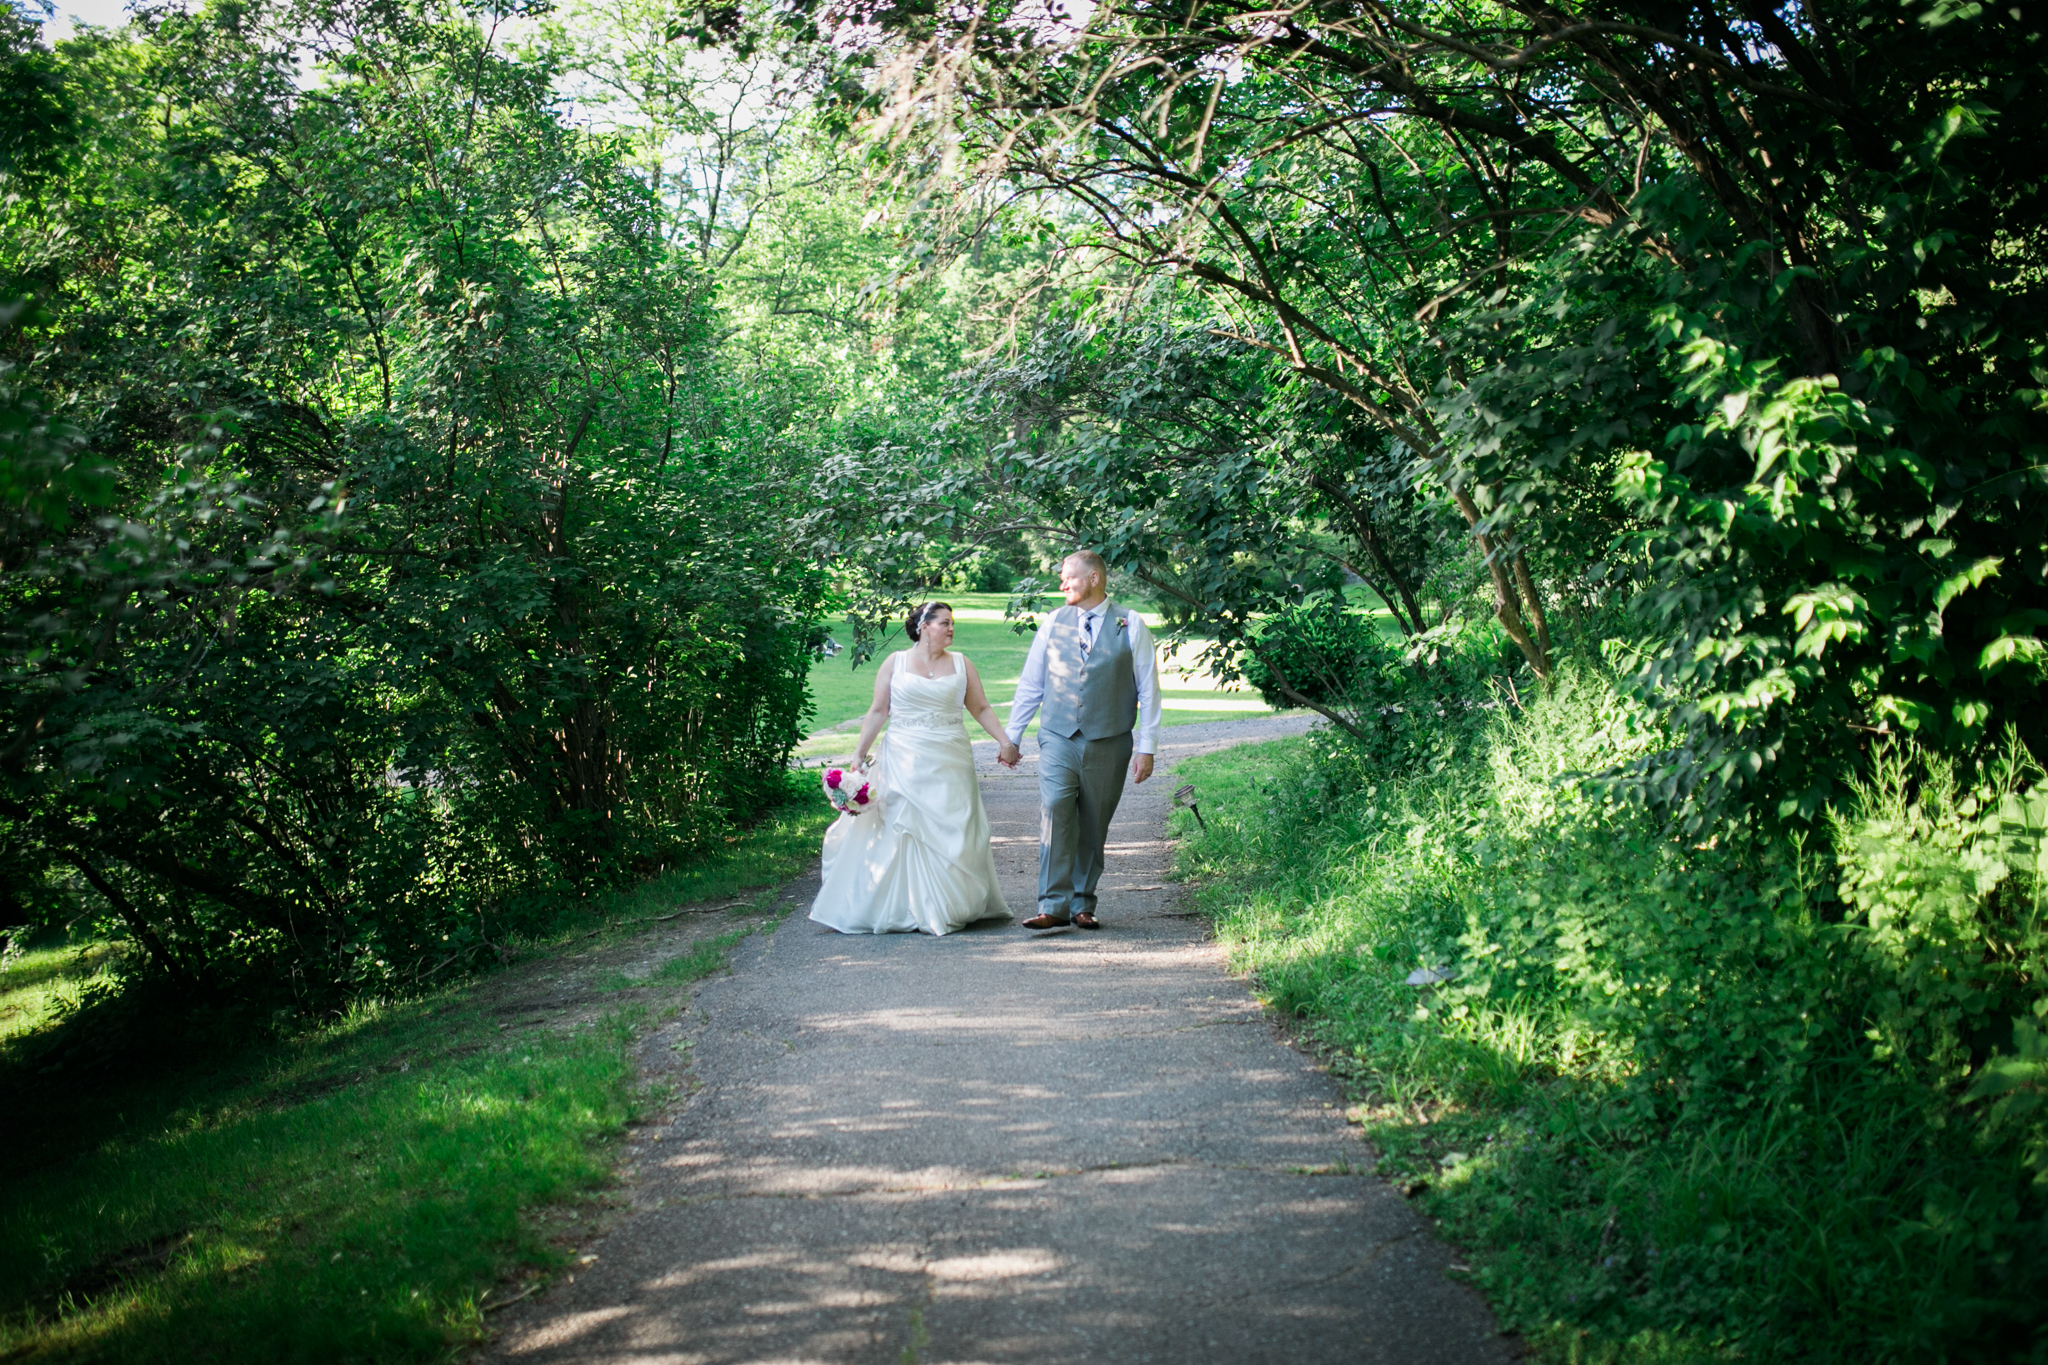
[1966, 1020, 2048, 1107]
[1784, 585, 1867, 657]
[1871, 695, 1938, 732]
[1932, 557, 2001, 614]
[1979, 635, 2048, 677]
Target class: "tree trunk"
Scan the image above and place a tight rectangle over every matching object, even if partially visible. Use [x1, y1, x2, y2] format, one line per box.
[1448, 488, 1551, 680]
[1509, 542, 1551, 657]
[64, 855, 203, 994]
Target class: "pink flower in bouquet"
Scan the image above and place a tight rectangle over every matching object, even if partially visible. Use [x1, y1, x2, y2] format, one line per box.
[821, 766, 858, 814]
[854, 783, 871, 806]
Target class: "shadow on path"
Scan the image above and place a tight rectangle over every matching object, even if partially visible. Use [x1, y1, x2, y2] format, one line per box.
[489, 717, 1510, 1365]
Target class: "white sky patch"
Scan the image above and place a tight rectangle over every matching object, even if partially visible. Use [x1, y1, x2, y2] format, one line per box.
[32, 0, 134, 40]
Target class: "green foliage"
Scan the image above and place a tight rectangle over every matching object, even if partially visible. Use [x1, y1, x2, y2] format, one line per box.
[1239, 592, 1399, 711]
[844, 316, 1472, 741]
[0, 3, 71, 182]
[1445, 144, 2048, 824]
[1967, 996, 2048, 1186]
[792, 0, 2048, 830]
[1831, 743, 2048, 1092]
[0, 0, 823, 1005]
[1173, 682, 2048, 1361]
[0, 995, 640, 1363]
[1237, 591, 1517, 777]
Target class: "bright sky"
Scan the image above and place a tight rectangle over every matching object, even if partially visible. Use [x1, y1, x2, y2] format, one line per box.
[34, 0, 136, 40]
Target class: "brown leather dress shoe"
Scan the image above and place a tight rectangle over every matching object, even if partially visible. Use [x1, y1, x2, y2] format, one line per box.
[1021, 913, 1070, 930]
[1072, 911, 1101, 930]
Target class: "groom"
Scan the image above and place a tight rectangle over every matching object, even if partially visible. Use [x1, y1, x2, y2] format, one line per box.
[999, 551, 1162, 930]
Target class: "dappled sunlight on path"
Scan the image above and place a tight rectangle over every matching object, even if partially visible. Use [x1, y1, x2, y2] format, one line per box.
[487, 717, 1507, 1365]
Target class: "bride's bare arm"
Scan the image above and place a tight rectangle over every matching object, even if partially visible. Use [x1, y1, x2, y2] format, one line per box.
[853, 655, 893, 770]
[963, 660, 1021, 763]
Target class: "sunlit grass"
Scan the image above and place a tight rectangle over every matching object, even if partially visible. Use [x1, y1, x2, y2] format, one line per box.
[0, 780, 830, 1364]
[1167, 727, 2043, 1364]
[0, 942, 115, 1047]
[0, 989, 641, 1363]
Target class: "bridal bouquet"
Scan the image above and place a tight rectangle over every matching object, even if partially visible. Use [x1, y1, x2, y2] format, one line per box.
[821, 767, 872, 816]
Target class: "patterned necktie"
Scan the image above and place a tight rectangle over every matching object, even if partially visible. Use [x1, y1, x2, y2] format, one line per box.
[1081, 610, 1097, 655]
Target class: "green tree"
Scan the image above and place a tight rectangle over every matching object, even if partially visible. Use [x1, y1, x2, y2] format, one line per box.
[800, 0, 2048, 823]
[0, 0, 822, 1002]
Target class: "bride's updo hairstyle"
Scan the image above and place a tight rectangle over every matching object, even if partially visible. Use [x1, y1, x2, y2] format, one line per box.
[905, 601, 953, 642]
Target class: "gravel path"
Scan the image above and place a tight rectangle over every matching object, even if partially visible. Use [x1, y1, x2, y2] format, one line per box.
[490, 717, 1509, 1365]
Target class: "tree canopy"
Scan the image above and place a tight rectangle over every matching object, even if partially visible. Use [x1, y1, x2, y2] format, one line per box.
[1, 0, 830, 1000]
[797, 0, 2047, 825]
[6, 0, 2045, 984]
[6, 0, 2048, 1353]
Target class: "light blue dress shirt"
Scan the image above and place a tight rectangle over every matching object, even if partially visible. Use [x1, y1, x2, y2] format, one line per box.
[1003, 601, 1162, 755]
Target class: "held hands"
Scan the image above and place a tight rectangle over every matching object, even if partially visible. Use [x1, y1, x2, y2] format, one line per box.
[1130, 753, 1154, 784]
[996, 741, 1022, 769]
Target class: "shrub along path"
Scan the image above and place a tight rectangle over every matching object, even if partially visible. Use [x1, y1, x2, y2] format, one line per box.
[488, 717, 1508, 1365]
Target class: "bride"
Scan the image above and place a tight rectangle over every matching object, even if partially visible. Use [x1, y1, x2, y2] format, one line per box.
[810, 601, 1019, 936]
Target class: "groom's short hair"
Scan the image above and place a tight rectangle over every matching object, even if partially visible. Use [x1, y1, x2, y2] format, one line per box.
[1065, 549, 1108, 585]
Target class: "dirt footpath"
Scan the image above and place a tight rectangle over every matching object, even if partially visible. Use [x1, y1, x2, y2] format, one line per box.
[488, 717, 1509, 1365]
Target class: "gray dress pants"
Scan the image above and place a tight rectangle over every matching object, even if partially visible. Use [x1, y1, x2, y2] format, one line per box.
[1036, 729, 1134, 921]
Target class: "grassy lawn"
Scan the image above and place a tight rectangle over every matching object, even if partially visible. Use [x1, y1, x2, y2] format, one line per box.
[0, 787, 834, 1365]
[800, 591, 1298, 761]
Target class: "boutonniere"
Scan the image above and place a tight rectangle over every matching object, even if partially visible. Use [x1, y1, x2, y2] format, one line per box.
[1116, 615, 1128, 633]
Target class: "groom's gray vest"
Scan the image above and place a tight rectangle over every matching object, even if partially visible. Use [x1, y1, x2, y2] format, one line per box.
[1039, 602, 1138, 741]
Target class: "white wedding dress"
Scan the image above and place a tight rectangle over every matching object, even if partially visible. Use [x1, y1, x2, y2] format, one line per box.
[809, 653, 1011, 936]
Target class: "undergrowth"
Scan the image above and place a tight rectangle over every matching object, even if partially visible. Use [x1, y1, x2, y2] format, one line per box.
[1, 1001, 641, 1362]
[0, 943, 114, 1048]
[1172, 667, 2048, 1364]
[0, 779, 831, 1362]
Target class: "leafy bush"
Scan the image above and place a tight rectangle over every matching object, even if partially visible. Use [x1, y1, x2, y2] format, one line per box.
[1239, 593, 1397, 710]
[0, 0, 822, 1008]
[1241, 590, 1537, 780]
[1174, 673, 2048, 1362]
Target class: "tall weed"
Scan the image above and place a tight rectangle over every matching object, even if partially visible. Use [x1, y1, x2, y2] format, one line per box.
[1174, 666, 2048, 1362]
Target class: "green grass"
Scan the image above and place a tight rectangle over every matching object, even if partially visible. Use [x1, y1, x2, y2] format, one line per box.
[592, 924, 764, 994]
[647, 930, 752, 984]
[803, 591, 1296, 756]
[0, 942, 116, 1047]
[1167, 703, 2048, 1364]
[1, 999, 639, 1362]
[0, 783, 833, 1364]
